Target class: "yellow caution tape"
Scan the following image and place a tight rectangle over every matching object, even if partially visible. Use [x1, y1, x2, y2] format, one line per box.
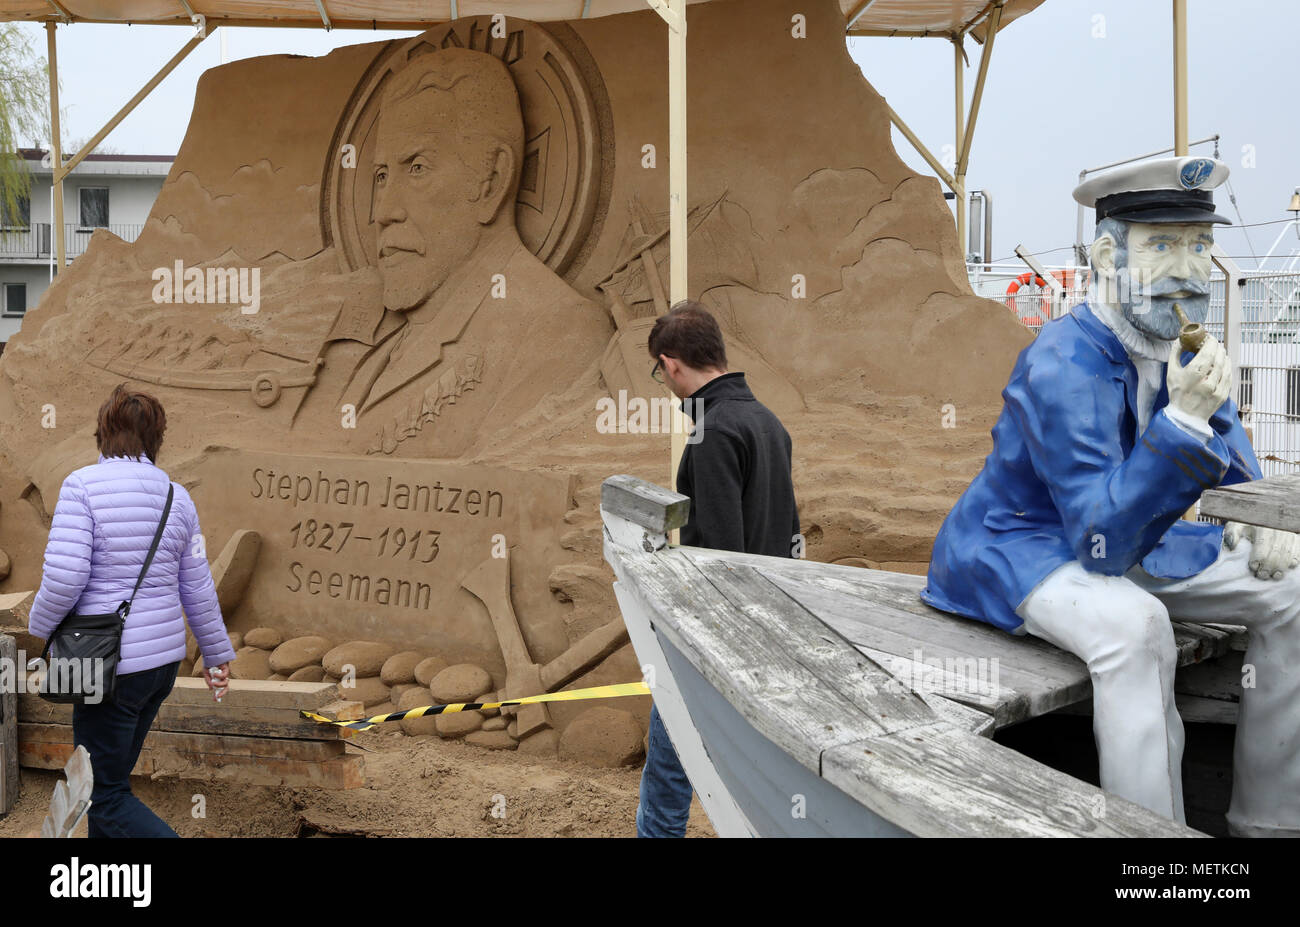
[301, 681, 652, 731]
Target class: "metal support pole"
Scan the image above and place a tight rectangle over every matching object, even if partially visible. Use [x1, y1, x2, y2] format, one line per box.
[56, 27, 214, 181]
[956, 2, 1001, 178]
[45, 21, 65, 272]
[953, 36, 965, 253]
[647, 0, 688, 499]
[1173, 0, 1188, 156]
[884, 102, 959, 193]
[667, 0, 686, 307]
[667, 0, 686, 495]
[1213, 245, 1243, 397]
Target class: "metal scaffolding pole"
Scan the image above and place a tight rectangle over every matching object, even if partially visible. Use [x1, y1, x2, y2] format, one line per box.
[46, 21, 214, 272]
[45, 22, 64, 271]
[646, 0, 688, 495]
[1173, 0, 1188, 155]
[953, 35, 965, 251]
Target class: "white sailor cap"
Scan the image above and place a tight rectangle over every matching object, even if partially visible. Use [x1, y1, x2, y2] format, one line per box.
[1072, 156, 1230, 225]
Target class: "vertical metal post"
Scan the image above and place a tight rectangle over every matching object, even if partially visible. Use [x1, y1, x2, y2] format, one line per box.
[1173, 0, 1188, 156]
[1213, 246, 1243, 398]
[953, 36, 965, 251]
[45, 21, 65, 272]
[666, 0, 687, 495]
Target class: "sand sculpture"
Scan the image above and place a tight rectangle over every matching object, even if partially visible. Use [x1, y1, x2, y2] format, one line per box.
[0, 0, 1029, 760]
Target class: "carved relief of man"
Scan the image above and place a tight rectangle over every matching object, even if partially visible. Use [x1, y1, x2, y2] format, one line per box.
[291, 47, 610, 456]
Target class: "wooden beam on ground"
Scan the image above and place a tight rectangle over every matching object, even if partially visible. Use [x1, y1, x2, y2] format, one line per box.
[1, 635, 17, 815]
[19, 679, 362, 740]
[167, 676, 339, 710]
[19, 731, 363, 789]
[21, 723, 345, 760]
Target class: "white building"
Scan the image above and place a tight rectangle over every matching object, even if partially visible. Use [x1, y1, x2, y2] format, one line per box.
[0, 148, 172, 348]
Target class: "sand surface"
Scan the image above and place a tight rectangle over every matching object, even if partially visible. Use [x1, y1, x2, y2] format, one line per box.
[0, 725, 715, 838]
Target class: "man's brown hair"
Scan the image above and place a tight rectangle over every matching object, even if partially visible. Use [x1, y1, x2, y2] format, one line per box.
[95, 383, 167, 462]
[647, 300, 728, 372]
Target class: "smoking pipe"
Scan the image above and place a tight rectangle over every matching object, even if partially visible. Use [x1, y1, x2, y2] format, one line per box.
[1173, 303, 1207, 354]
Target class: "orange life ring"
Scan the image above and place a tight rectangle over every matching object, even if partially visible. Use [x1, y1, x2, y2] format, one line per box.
[1005, 272, 1049, 310]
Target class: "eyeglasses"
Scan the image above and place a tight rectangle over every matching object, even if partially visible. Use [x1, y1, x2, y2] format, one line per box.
[651, 357, 670, 384]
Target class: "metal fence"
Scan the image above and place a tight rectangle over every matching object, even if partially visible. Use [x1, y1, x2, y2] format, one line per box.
[0, 223, 145, 261]
[975, 263, 1300, 478]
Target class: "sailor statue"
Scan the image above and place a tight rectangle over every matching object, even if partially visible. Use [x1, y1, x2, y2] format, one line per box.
[922, 157, 1300, 836]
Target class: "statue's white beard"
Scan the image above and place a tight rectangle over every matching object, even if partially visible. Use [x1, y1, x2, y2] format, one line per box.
[1088, 279, 1176, 362]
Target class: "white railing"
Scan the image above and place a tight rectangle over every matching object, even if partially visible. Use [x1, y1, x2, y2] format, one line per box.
[0, 223, 145, 261]
[974, 262, 1300, 478]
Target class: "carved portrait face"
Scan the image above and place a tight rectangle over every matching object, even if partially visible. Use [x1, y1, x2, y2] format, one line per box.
[1093, 219, 1214, 340]
[373, 96, 484, 312]
[372, 50, 524, 313]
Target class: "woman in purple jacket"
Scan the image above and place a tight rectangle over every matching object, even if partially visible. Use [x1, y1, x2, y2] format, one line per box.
[28, 384, 237, 837]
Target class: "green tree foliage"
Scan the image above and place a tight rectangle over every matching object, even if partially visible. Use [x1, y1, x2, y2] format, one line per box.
[0, 24, 52, 226]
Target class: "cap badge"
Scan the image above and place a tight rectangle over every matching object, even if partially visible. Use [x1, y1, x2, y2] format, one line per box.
[1179, 159, 1214, 190]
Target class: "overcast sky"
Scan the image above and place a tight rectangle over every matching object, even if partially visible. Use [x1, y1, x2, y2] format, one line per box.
[12, 0, 1299, 272]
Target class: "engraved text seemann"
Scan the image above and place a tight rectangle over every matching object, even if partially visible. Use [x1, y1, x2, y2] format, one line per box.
[248, 466, 507, 612]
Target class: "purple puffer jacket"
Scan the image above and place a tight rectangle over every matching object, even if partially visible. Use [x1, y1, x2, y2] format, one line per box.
[28, 454, 237, 675]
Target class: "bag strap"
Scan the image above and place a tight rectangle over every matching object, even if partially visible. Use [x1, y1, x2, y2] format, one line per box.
[40, 482, 175, 660]
[117, 483, 174, 622]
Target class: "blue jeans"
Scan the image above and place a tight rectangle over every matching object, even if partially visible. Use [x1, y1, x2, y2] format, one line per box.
[636, 704, 693, 837]
[72, 661, 181, 838]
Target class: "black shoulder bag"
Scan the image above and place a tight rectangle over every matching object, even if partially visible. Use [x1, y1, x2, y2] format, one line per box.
[39, 484, 174, 705]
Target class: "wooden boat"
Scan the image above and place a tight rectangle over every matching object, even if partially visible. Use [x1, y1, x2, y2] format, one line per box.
[599, 474, 1248, 837]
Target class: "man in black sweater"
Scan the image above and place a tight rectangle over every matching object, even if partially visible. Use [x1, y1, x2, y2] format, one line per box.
[636, 300, 799, 837]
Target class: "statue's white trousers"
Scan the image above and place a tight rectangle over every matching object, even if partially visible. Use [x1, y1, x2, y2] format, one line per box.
[1016, 539, 1300, 836]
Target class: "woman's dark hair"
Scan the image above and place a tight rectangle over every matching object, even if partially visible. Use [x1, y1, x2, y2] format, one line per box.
[647, 300, 728, 372]
[95, 383, 167, 462]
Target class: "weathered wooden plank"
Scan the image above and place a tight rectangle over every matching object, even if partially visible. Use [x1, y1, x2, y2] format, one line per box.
[19, 723, 346, 760]
[915, 690, 997, 737]
[1200, 474, 1300, 532]
[1055, 692, 1239, 726]
[166, 676, 340, 710]
[18, 693, 348, 740]
[689, 548, 1244, 727]
[853, 644, 1019, 724]
[600, 474, 691, 534]
[606, 544, 910, 773]
[752, 565, 1088, 724]
[690, 558, 934, 736]
[823, 721, 1201, 838]
[20, 736, 364, 789]
[1175, 650, 1243, 702]
[1, 634, 17, 816]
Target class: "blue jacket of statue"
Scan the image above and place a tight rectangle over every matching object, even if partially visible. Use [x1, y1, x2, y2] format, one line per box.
[921, 302, 1262, 633]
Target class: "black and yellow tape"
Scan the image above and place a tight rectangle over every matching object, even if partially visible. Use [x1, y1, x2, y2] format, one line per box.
[301, 681, 652, 731]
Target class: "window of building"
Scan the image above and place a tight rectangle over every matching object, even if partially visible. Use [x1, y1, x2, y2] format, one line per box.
[78, 187, 108, 228]
[1288, 368, 1300, 419]
[1, 193, 30, 229]
[3, 283, 26, 316]
[1238, 365, 1253, 410]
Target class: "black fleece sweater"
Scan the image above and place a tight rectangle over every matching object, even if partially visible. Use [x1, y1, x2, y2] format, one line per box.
[675, 372, 799, 557]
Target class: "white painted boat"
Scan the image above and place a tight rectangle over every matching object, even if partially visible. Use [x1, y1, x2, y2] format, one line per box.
[600, 474, 1219, 837]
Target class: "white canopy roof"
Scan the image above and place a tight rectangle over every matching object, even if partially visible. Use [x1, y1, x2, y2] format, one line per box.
[2, 1, 1045, 40]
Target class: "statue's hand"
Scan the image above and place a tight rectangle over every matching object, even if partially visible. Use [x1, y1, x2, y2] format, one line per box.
[1225, 521, 1300, 580]
[1167, 335, 1231, 425]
